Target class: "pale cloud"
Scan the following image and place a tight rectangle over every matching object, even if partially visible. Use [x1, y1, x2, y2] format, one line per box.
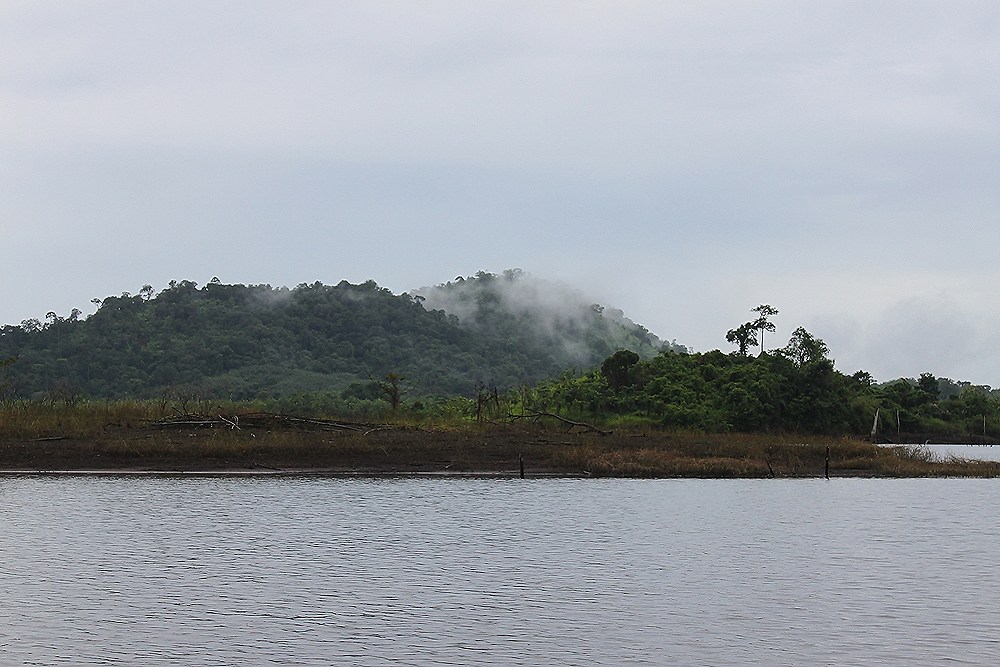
[2, 1, 999, 384]
[816, 291, 998, 386]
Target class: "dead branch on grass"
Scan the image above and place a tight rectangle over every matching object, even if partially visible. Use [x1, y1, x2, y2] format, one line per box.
[512, 409, 612, 435]
[144, 412, 376, 433]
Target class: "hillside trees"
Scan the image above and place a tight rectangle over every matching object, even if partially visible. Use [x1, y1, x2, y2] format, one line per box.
[0, 276, 666, 401]
[413, 270, 674, 364]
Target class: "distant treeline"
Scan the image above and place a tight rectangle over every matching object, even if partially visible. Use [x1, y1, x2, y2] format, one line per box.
[0, 273, 661, 402]
[528, 332, 1000, 440]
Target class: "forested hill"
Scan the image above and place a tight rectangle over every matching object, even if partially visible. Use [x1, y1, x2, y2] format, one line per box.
[0, 272, 669, 400]
[413, 269, 683, 360]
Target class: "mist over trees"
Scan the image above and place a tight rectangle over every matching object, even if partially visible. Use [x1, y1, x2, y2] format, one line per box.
[411, 269, 682, 362]
[0, 272, 670, 401]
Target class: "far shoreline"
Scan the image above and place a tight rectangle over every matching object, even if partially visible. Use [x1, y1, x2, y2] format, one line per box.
[2, 423, 998, 479]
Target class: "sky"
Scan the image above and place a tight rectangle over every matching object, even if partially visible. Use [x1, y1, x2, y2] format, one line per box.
[2, 1, 999, 385]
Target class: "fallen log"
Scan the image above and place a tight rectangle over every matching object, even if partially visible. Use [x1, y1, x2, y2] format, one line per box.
[144, 412, 376, 432]
[515, 410, 612, 436]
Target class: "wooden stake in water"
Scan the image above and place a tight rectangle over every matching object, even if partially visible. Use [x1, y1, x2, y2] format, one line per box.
[519, 454, 525, 479]
[825, 446, 830, 480]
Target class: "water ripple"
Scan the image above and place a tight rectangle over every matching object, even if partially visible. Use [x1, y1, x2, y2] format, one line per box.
[1, 476, 998, 665]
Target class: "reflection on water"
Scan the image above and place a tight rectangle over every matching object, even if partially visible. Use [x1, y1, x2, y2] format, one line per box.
[1, 476, 998, 666]
[920, 443, 1000, 462]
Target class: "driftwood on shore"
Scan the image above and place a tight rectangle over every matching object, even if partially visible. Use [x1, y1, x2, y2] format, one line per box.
[511, 409, 612, 436]
[143, 412, 377, 433]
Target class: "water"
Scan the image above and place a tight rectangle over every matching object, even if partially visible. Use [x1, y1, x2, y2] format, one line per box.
[1, 476, 998, 666]
[919, 443, 1000, 462]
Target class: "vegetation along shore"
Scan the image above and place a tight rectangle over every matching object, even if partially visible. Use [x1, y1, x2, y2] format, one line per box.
[1, 402, 998, 478]
[4, 272, 1000, 477]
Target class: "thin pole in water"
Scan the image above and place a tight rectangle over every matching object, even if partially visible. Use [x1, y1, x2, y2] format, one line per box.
[519, 454, 525, 479]
[825, 446, 830, 480]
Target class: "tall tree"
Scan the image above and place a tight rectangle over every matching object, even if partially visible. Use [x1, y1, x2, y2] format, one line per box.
[750, 304, 779, 355]
[726, 322, 758, 356]
[780, 327, 829, 367]
[917, 373, 940, 400]
[601, 349, 640, 389]
[373, 372, 407, 412]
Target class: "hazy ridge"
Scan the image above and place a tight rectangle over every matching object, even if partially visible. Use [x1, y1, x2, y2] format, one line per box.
[0, 270, 671, 400]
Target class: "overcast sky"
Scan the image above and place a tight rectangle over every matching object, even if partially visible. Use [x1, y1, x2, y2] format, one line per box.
[2, 1, 998, 385]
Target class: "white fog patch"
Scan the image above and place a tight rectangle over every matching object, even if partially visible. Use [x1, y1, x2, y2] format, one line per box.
[411, 269, 664, 364]
[245, 284, 293, 307]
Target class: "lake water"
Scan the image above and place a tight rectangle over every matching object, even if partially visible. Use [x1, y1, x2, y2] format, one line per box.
[921, 443, 1000, 462]
[1, 476, 998, 666]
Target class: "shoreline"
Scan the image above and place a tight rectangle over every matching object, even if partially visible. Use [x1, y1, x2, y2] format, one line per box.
[0, 468, 574, 478]
[2, 426, 998, 478]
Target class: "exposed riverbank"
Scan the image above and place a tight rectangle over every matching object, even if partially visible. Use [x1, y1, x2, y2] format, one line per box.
[2, 421, 998, 477]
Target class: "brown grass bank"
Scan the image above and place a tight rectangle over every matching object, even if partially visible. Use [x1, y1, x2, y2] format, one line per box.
[0, 406, 997, 477]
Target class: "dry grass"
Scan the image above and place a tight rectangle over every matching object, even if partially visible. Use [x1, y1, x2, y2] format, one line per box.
[2, 403, 999, 477]
[541, 432, 1000, 478]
